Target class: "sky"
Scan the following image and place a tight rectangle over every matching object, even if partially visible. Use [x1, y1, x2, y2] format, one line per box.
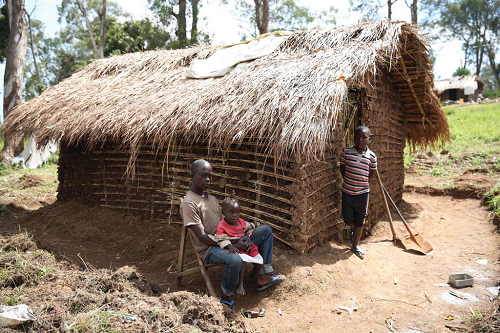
[0, 0, 464, 121]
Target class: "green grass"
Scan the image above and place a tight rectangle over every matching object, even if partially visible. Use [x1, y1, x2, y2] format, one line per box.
[485, 182, 500, 216]
[0, 161, 59, 211]
[443, 103, 500, 149]
[406, 102, 500, 159]
[405, 102, 500, 217]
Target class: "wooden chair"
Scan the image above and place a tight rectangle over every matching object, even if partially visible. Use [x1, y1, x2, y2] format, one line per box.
[176, 198, 221, 297]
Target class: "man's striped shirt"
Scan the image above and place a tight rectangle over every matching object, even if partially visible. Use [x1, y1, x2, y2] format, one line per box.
[340, 146, 377, 195]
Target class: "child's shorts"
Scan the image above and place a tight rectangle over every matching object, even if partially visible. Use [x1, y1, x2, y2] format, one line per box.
[342, 192, 369, 227]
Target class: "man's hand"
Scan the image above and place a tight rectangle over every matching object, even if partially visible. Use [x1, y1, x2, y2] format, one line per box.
[233, 236, 252, 252]
[226, 244, 239, 254]
[189, 224, 218, 247]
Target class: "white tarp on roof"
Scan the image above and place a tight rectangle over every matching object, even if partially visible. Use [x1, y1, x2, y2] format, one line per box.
[434, 75, 482, 95]
[186, 31, 292, 79]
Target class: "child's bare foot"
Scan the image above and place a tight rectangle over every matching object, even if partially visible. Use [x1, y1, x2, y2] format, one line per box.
[236, 284, 246, 295]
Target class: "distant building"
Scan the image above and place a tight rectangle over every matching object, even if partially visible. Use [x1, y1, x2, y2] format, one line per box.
[434, 75, 484, 102]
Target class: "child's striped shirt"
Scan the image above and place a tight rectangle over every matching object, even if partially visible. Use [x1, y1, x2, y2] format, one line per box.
[340, 146, 377, 195]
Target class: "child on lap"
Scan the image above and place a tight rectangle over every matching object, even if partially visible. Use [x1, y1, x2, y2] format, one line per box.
[216, 192, 263, 295]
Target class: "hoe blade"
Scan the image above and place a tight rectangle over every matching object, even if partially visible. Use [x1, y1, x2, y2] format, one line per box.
[399, 233, 434, 255]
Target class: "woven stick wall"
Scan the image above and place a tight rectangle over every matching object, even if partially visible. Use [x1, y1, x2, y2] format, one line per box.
[58, 139, 301, 248]
[57, 84, 405, 252]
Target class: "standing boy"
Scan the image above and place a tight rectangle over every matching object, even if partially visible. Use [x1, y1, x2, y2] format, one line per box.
[340, 126, 377, 259]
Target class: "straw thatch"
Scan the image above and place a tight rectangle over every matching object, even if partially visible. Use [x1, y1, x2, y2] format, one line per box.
[5, 21, 448, 162]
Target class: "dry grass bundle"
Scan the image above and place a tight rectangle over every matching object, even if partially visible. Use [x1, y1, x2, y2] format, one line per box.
[0, 233, 249, 332]
[5, 21, 448, 165]
[466, 296, 500, 333]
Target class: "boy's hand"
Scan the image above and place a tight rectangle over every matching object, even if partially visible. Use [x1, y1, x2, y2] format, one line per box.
[242, 236, 253, 252]
[226, 244, 239, 254]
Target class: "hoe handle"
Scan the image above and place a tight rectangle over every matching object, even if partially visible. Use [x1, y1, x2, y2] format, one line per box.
[381, 183, 417, 240]
[375, 169, 398, 241]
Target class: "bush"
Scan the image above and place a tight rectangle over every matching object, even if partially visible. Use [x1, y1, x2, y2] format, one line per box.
[483, 89, 500, 99]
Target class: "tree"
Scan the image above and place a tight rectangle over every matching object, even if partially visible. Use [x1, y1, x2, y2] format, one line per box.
[1, 0, 27, 163]
[0, 5, 9, 62]
[228, 0, 325, 38]
[76, 0, 107, 59]
[480, 64, 500, 90]
[148, 0, 204, 49]
[25, 6, 43, 94]
[58, 0, 124, 61]
[350, 0, 398, 20]
[104, 17, 171, 56]
[254, 0, 269, 34]
[404, 0, 418, 24]
[452, 67, 470, 77]
[424, 0, 500, 87]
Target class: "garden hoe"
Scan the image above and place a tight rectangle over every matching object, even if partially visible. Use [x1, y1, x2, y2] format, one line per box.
[376, 170, 434, 255]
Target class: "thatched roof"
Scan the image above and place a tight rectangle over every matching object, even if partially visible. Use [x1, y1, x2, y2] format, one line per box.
[5, 21, 448, 161]
[434, 75, 484, 94]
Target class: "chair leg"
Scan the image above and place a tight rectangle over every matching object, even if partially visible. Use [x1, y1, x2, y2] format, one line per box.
[197, 256, 217, 298]
[177, 226, 188, 287]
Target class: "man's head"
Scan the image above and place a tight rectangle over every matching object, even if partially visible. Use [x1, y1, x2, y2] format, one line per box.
[221, 197, 241, 224]
[191, 159, 213, 192]
[354, 126, 371, 151]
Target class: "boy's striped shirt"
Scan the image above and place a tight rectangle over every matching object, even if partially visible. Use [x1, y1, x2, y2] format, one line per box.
[340, 146, 377, 195]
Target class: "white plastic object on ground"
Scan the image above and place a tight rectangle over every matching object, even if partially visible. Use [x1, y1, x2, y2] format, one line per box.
[0, 304, 37, 327]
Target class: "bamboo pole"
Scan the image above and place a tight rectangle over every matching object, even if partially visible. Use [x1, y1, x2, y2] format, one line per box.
[397, 49, 428, 126]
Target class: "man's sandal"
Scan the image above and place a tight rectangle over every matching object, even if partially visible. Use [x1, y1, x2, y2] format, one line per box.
[220, 299, 236, 313]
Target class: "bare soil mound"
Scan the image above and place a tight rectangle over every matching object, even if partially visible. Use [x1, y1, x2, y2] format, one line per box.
[0, 233, 249, 332]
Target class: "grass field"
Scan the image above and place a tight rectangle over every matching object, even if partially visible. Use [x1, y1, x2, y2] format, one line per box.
[406, 102, 500, 216]
[444, 102, 500, 151]
[0, 162, 58, 213]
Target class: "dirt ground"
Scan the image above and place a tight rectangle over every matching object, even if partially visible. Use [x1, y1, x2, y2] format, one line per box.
[1, 172, 499, 332]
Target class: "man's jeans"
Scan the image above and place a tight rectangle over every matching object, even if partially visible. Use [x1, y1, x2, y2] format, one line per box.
[204, 225, 274, 297]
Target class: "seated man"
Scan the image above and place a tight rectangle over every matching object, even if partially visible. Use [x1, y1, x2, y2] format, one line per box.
[181, 159, 285, 310]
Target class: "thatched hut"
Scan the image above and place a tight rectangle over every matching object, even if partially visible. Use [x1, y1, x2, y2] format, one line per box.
[5, 21, 448, 252]
[435, 75, 484, 103]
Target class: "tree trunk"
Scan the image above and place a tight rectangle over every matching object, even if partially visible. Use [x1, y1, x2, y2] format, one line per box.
[485, 46, 500, 88]
[98, 0, 107, 58]
[25, 9, 43, 93]
[388, 0, 392, 20]
[176, 0, 187, 47]
[190, 0, 199, 44]
[254, 0, 269, 35]
[76, 0, 100, 58]
[475, 46, 483, 76]
[410, 0, 417, 24]
[463, 40, 470, 69]
[1, 0, 27, 163]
